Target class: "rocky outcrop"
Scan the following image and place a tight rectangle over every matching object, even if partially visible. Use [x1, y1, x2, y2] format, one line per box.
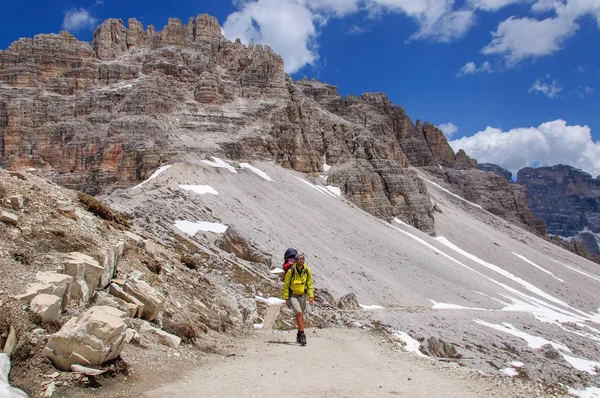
[425, 168, 547, 235]
[336, 293, 361, 311]
[479, 163, 512, 181]
[215, 227, 272, 266]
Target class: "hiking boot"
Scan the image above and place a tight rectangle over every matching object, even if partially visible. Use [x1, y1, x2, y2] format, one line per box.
[299, 333, 307, 346]
[296, 332, 302, 344]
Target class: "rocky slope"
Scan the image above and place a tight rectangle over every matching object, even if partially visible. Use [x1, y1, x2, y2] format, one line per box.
[0, 15, 541, 237]
[518, 165, 600, 255]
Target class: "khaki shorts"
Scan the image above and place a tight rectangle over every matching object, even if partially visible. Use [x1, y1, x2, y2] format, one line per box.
[289, 295, 306, 315]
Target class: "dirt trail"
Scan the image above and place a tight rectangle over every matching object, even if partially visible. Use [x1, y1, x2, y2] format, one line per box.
[132, 328, 543, 398]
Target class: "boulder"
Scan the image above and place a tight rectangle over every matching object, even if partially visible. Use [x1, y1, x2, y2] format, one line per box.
[124, 231, 144, 245]
[426, 337, 461, 358]
[43, 306, 129, 371]
[0, 211, 19, 226]
[95, 291, 138, 318]
[108, 283, 145, 318]
[0, 354, 28, 397]
[124, 279, 165, 321]
[7, 195, 24, 210]
[336, 293, 361, 311]
[139, 322, 181, 348]
[101, 241, 125, 289]
[215, 227, 272, 266]
[62, 252, 104, 302]
[36, 272, 73, 310]
[30, 294, 62, 323]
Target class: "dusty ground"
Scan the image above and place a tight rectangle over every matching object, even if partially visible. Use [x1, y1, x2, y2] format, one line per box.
[61, 327, 555, 398]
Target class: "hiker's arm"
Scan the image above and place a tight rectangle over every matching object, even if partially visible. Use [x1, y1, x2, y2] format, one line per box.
[306, 269, 314, 301]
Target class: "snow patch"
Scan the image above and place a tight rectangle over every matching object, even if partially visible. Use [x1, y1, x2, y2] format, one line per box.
[255, 296, 285, 305]
[561, 353, 600, 375]
[511, 361, 524, 367]
[179, 185, 218, 195]
[295, 177, 334, 198]
[240, 163, 274, 182]
[500, 368, 518, 377]
[568, 386, 600, 398]
[392, 331, 427, 357]
[512, 253, 564, 282]
[326, 186, 341, 196]
[174, 220, 228, 235]
[202, 157, 237, 173]
[253, 324, 264, 330]
[474, 320, 570, 351]
[269, 268, 284, 274]
[420, 177, 483, 209]
[323, 163, 331, 172]
[133, 165, 172, 188]
[430, 300, 491, 311]
[360, 304, 385, 310]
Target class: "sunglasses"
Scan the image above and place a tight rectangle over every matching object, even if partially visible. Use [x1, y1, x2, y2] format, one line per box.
[297, 257, 305, 260]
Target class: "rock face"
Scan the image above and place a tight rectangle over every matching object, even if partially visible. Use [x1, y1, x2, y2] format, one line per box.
[43, 306, 129, 371]
[425, 167, 547, 235]
[518, 165, 600, 253]
[0, 14, 519, 237]
[478, 163, 512, 181]
[215, 227, 272, 266]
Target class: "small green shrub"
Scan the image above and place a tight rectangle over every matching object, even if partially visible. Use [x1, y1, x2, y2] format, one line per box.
[77, 192, 130, 228]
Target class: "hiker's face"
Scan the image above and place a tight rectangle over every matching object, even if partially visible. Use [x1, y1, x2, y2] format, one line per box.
[296, 256, 305, 265]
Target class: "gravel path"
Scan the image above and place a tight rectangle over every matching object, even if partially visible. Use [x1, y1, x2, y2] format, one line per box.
[136, 328, 550, 398]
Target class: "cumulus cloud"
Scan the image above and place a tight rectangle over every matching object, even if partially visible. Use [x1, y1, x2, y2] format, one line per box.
[457, 61, 493, 76]
[483, 0, 600, 65]
[449, 120, 600, 177]
[482, 16, 578, 65]
[438, 122, 459, 138]
[571, 86, 595, 98]
[529, 75, 562, 98]
[62, 8, 98, 32]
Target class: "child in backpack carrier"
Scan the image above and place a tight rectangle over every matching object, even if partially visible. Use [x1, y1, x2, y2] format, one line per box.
[281, 248, 297, 281]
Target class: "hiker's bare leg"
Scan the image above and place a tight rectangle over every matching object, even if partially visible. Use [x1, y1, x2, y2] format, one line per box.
[296, 312, 304, 332]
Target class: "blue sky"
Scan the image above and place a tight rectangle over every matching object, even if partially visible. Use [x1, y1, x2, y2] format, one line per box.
[1, 0, 599, 177]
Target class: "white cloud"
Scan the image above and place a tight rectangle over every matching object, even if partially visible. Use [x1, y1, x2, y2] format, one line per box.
[347, 24, 368, 34]
[484, 0, 600, 65]
[223, 0, 479, 73]
[467, 0, 525, 12]
[529, 75, 562, 98]
[62, 8, 98, 32]
[571, 86, 595, 98]
[458, 61, 493, 76]
[223, 0, 321, 73]
[438, 122, 459, 138]
[482, 16, 578, 65]
[449, 120, 600, 177]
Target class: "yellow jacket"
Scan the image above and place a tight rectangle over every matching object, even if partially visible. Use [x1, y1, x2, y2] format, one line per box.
[283, 264, 314, 299]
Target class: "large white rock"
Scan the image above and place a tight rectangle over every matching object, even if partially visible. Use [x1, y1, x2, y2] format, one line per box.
[124, 231, 144, 245]
[124, 279, 165, 321]
[0, 354, 28, 397]
[15, 273, 73, 306]
[30, 294, 62, 324]
[62, 253, 104, 302]
[95, 291, 138, 318]
[101, 241, 125, 289]
[108, 283, 145, 318]
[139, 322, 181, 348]
[43, 306, 128, 371]
[36, 272, 73, 310]
[2, 327, 16, 355]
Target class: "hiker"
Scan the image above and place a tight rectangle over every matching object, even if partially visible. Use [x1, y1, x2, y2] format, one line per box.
[282, 253, 314, 346]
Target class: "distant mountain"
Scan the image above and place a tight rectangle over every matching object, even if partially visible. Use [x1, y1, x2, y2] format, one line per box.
[517, 164, 600, 255]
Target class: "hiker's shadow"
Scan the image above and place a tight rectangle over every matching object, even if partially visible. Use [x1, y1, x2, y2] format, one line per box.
[266, 340, 298, 346]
